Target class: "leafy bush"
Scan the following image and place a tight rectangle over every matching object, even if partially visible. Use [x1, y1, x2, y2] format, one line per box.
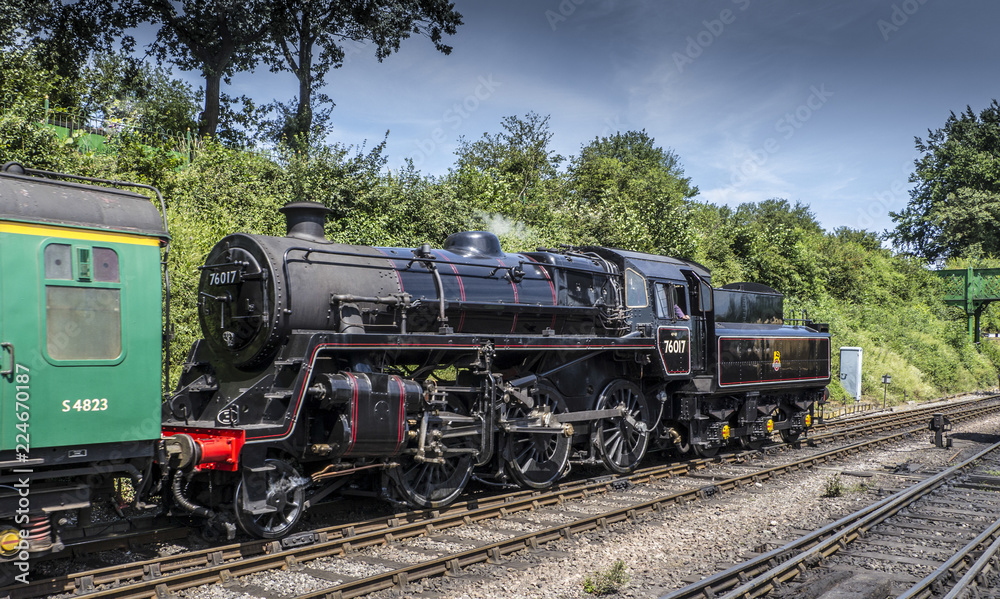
[583, 560, 630, 595]
[823, 474, 844, 498]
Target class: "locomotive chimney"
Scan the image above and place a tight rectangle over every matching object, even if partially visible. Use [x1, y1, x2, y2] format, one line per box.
[279, 201, 332, 243]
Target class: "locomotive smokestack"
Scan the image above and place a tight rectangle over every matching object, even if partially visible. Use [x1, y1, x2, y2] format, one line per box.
[279, 201, 332, 243]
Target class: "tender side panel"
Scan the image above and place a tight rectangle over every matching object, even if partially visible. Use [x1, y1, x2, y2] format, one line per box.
[717, 335, 831, 387]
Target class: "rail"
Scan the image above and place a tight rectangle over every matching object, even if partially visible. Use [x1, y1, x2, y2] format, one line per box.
[6, 394, 997, 599]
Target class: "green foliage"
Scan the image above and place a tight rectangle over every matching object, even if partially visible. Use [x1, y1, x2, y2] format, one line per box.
[454, 112, 564, 204]
[0, 48, 71, 109]
[890, 100, 1000, 262]
[582, 560, 630, 595]
[79, 53, 200, 138]
[5, 94, 1000, 400]
[567, 130, 698, 258]
[143, 0, 274, 137]
[823, 474, 844, 498]
[0, 0, 137, 107]
[689, 199, 826, 298]
[0, 96, 81, 171]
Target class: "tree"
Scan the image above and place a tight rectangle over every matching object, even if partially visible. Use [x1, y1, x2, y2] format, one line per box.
[142, 0, 272, 137]
[455, 112, 564, 203]
[267, 0, 462, 144]
[732, 198, 823, 237]
[79, 53, 200, 137]
[567, 130, 698, 257]
[0, 0, 136, 108]
[890, 101, 1000, 262]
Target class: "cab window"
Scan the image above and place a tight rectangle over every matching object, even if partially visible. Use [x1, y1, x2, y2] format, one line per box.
[624, 269, 648, 308]
[655, 282, 688, 320]
[655, 283, 672, 319]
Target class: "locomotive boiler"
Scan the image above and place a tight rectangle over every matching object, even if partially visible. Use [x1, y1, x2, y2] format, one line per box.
[163, 201, 831, 538]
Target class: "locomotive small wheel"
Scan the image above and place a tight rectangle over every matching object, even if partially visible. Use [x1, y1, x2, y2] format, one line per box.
[502, 384, 572, 490]
[233, 459, 306, 539]
[389, 400, 475, 508]
[776, 409, 802, 443]
[594, 380, 651, 474]
[779, 428, 801, 444]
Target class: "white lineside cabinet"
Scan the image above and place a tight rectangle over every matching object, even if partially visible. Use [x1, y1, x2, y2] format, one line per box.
[839, 347, 863, 401]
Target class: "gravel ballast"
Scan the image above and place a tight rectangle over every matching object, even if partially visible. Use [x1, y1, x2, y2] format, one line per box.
[363, 407, 1000, 599]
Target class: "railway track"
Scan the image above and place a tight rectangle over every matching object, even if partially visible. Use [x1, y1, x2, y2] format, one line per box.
[3, 394, 998, 599]
[661, 437, 1000, 599]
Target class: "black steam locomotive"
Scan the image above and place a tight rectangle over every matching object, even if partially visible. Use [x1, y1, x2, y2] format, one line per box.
[162, 201, 831, 538]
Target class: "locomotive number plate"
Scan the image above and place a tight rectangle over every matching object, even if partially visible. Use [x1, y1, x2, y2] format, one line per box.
[657, 327, 691, 375]
[208, 269, 239, 286]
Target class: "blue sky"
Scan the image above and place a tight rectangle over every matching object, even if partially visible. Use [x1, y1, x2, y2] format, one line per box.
[223, 0, 1000, 235]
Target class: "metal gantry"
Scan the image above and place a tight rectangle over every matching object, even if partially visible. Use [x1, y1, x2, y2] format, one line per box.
[936, 266, 1000, 342]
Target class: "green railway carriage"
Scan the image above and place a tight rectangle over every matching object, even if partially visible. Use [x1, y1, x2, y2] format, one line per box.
[0, 163, 168, 559]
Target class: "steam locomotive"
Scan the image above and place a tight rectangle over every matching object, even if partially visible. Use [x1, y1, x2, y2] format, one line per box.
[0, 165, 829, 568]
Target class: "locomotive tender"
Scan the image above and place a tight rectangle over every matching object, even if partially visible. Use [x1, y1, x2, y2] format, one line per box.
[1, 165, 830, 562]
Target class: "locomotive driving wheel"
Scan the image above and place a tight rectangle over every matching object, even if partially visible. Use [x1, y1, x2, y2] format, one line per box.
[503, 384, 572, 490]
[388, 400, 475, 508]
[233, 459, 306, 539]
[594, 380, 651, 474]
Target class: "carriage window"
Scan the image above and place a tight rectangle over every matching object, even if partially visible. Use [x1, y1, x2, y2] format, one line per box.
[46, 287, 122, 360]
[94, 247, 120, 282]
[45, 244, 72, 280]
[624, 269, 648, 308]
[43, 244, 123, 362]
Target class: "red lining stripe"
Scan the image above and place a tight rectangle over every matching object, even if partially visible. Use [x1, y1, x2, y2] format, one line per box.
[716, 336, 831, 387]
[344, 372, 360, 455]
[524, 254, 558, 330]
[392, 376, 406, 454]
[435, 251, 465, 332]
[499, 258, 519, 333]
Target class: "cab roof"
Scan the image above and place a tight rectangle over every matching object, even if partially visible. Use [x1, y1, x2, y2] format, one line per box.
[585, 247, 712, 282]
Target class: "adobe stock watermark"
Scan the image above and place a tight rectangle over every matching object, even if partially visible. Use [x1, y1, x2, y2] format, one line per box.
[545, 0, 588, 31]
[731, 84, 834, 186]
[672, 0, 752, 74]
[411, 74, 502, 168]
[855, 160, 913, 229]
[3, 361, 33, 584]
[877, 0, 930, 41]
